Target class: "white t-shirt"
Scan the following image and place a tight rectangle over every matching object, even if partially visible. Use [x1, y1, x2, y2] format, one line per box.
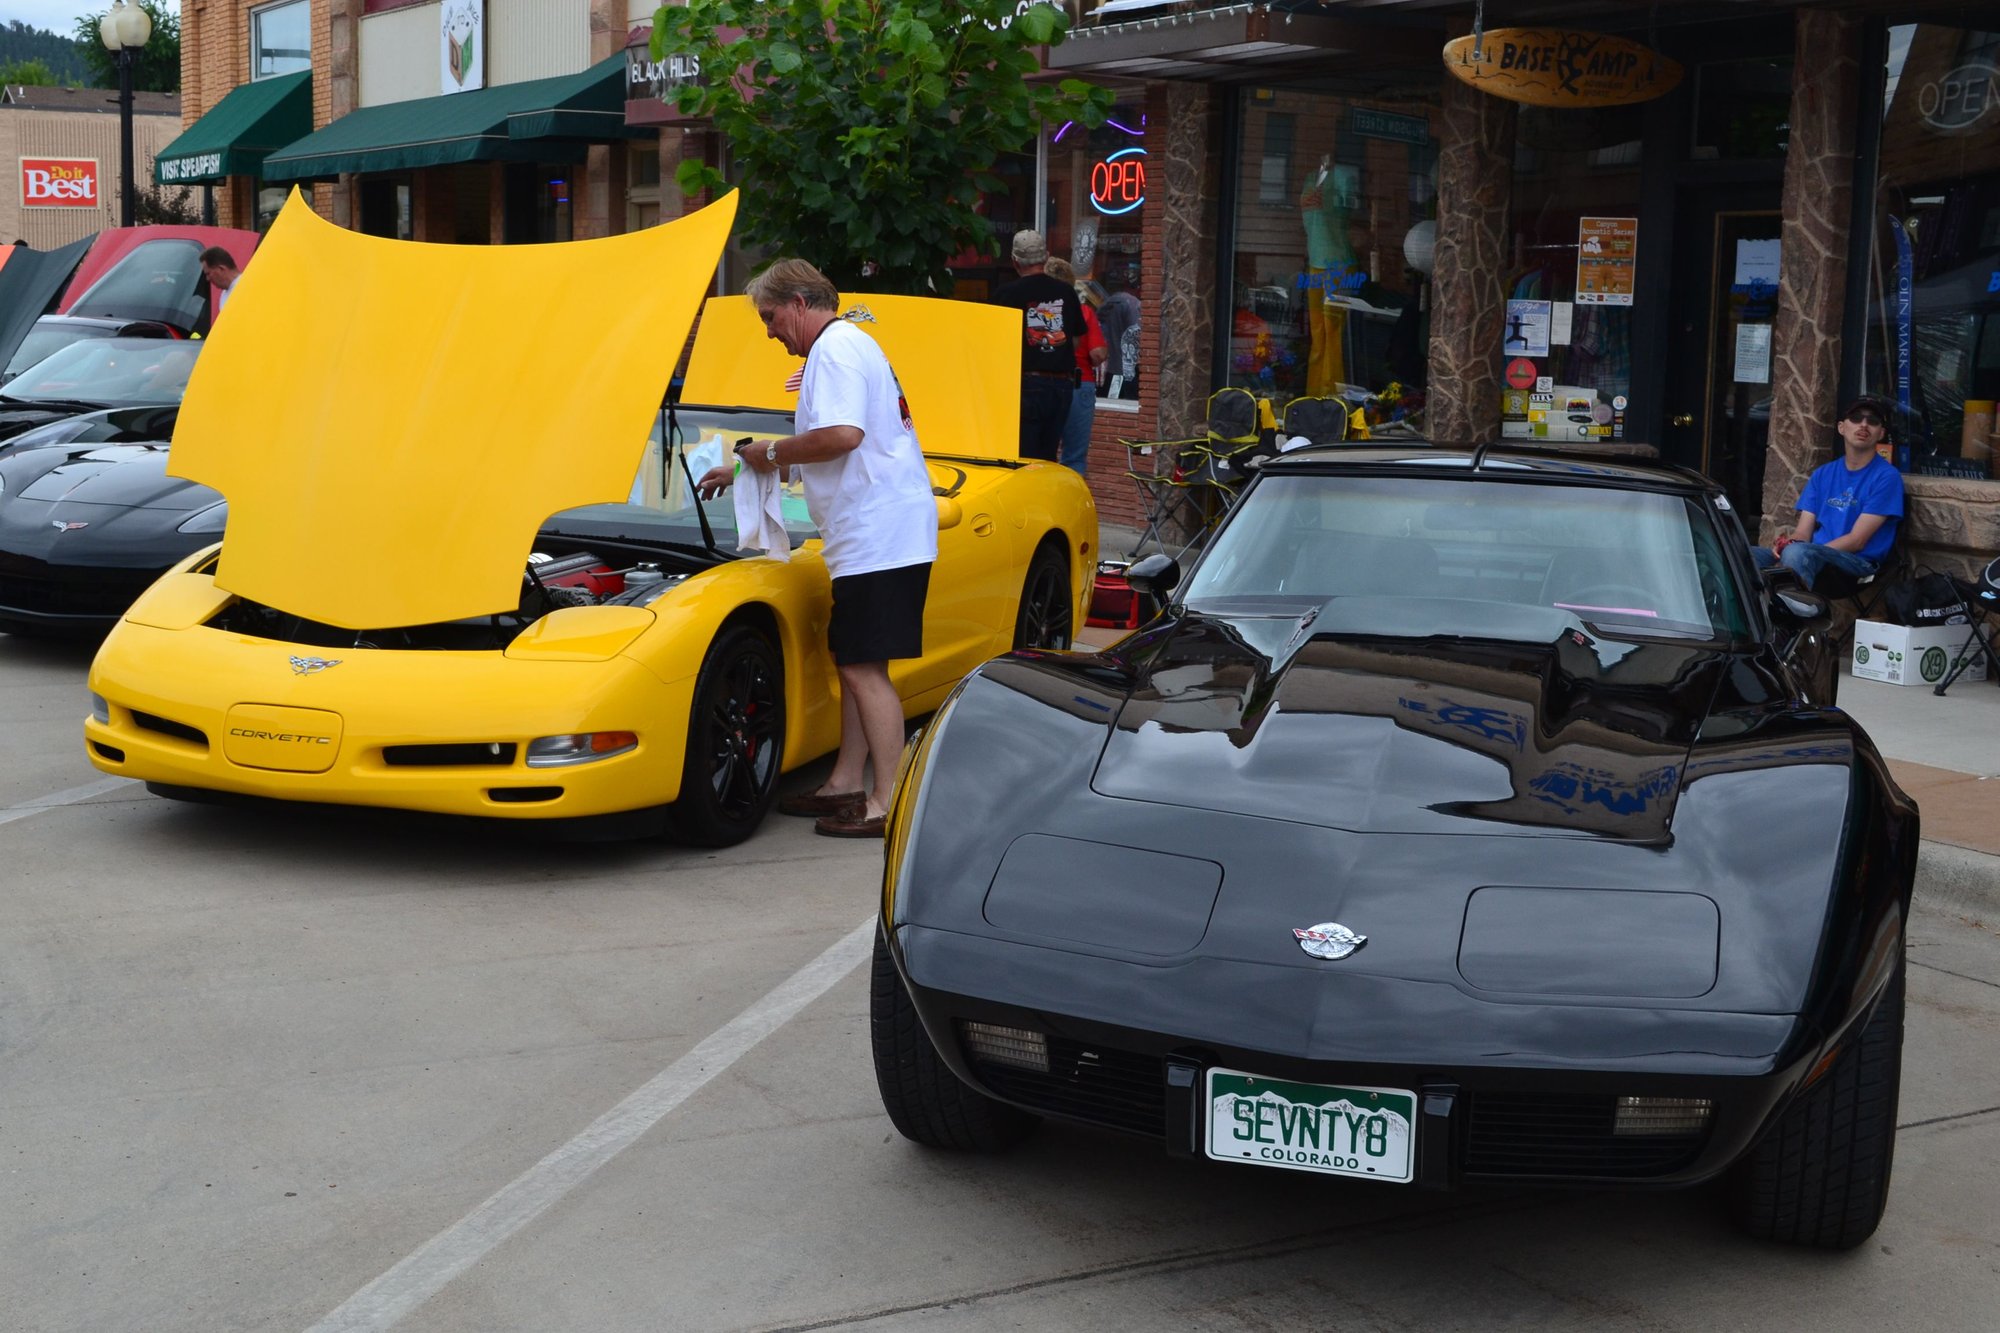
[795, 319, 938, 579]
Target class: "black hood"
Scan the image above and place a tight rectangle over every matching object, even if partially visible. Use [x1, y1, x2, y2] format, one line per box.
[0, 235, 94, 374]
[1094, 602, 1738, 843]
[0, 434, 219, 566]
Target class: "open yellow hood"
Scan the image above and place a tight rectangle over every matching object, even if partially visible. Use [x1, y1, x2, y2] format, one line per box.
[680, 293, 1021, 462]
[169, 190, 738, 629]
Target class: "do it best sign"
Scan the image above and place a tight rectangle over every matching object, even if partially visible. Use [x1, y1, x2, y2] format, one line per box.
[21, 157, 101, 208]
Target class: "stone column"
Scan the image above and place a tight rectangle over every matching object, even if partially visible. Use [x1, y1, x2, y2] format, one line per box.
[1763, 10, 1862, 540]
[1153, 80, 1217, 440]
[325, 0, 361, 227]
[1426, 68, 1514, 444]
[580, 0, 627, 239]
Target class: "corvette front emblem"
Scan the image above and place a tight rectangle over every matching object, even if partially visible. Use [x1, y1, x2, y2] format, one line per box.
[51, 520, 88, 532]
[289, 655, 342, 676]
[1294, 922, 1367, 960]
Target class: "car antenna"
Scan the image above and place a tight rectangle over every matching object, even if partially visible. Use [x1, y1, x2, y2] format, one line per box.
[663, 391, 719, 556]
[1470, 440, 1494, 472]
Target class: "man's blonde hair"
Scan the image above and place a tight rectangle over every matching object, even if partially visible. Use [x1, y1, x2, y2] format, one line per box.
[1044, 257, 1075, 283]
[746, 258, 839, 312]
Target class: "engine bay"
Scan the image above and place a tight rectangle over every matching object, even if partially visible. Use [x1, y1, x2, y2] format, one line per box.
[202, 539, 712, 651]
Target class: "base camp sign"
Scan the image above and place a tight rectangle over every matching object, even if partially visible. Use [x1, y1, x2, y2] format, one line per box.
[1443, 29, 1683, 109]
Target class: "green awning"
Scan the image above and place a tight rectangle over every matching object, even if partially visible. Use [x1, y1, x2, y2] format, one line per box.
[263, 54, 638, 183]
[154, 71, 312, 185]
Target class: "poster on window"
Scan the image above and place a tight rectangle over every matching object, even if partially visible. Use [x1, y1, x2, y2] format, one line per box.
[1576, 217, 1637, 306]
[440, 0, 485, 94]
[1503, 300, 1552, 357]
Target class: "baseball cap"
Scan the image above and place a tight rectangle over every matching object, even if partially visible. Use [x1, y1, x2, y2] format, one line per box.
[1011, 230, 1048, 266]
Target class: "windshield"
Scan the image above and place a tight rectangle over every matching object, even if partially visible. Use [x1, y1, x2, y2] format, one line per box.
[66, 238, 209, 330]
[1183, 473, 1751, 641]
[5, 321, 120, 382]
[544, 407, 821, 547]
[2, 337, 202, 407]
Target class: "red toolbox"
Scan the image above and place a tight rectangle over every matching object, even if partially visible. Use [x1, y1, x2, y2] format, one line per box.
[1088, 562, 1146, 630]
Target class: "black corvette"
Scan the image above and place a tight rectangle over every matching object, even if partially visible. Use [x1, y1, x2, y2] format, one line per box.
[0, 404, 218, 635]
[873, 444, 1917, 1249]
[0, 336, 201, 447]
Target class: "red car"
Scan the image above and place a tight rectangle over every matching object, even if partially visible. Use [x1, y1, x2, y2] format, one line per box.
[56, 226, 259, 337]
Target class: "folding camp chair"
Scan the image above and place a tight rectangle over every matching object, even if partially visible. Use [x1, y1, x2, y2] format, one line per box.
[1932, 555, 2000, 696]
[1278, 395, 1351, 450]
[1121, 388, 1272, 560]
[1121, 433, 1208, 560]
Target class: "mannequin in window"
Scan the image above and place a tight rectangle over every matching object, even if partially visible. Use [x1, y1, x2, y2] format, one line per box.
[1300, 156, 1357, 397]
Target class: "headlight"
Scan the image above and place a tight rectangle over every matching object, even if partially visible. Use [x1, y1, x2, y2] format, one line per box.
[89, 692, 110, 724]
[177, 502, 228, 534]
[525, 731, 638, 767]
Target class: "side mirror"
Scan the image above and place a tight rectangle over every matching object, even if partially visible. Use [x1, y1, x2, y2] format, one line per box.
[1124, 552, 1180, 599]
[935, 496, 963, 531]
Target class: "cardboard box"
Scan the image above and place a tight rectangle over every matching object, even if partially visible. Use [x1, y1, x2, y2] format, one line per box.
[1851, 619, 1989, 688]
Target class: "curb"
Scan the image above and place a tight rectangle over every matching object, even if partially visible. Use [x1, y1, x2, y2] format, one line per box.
[1916, 839, 2000, 920]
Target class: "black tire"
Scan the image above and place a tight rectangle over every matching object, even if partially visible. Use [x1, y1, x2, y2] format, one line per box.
[870, 930, 1038, 1152]
[1730, 960, 1903, 1248]
[1013, 544, 1072, 651]
[665, 624, 785, 847]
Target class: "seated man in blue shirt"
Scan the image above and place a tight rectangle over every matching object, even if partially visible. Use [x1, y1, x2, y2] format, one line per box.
[1752, 394, 1903, 590]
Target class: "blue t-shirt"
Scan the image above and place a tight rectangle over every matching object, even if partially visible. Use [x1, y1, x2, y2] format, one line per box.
[1798, 455, 1902, 562]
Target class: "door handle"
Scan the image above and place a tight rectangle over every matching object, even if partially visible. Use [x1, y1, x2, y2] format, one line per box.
[1671, 413, 1694, 427]
[971, 514, 995, 537]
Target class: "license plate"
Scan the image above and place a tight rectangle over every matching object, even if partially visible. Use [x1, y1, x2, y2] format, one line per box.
[1204, 1069, 1416, 1183]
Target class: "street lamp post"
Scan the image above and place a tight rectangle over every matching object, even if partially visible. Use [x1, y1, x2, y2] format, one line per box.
[98, 1, 154, 228]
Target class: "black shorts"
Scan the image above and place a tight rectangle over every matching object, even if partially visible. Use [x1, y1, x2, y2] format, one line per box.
[828, 562, 931, 665]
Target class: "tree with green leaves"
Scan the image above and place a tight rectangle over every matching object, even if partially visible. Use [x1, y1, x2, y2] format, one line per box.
[651, 0, 1108, 295]
[71, 0, 180, 94]
[0, 57, 59, 86]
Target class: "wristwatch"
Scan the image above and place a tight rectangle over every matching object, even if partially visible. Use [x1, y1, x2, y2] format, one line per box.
[766, 441, 779, 465]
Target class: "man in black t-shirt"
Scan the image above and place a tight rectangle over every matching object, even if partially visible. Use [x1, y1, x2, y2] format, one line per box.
[992, 229, 1084, 462]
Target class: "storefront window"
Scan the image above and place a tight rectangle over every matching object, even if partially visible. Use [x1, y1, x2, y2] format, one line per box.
[1047, 109, 1147, 405]
[1225, 87, 1436, 433]
[1502, 106, 1645, 447]
[251, 0, 311, 81]
[1864, 22, 2000, 478]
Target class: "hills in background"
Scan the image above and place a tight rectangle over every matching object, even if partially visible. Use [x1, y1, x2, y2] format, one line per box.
[0, 21, 94, 87]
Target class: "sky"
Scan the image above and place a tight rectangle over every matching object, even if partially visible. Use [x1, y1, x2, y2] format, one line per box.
[2, 1, 179, 38]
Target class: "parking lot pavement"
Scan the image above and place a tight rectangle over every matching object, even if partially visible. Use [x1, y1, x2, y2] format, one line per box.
[2, 643, 1998, 1333]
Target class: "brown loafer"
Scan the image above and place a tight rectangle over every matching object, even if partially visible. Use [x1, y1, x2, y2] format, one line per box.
[778, 789, 864, 818]
[814, 810, 888, 838]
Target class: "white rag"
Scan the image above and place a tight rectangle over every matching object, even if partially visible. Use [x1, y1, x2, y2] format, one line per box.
[731, 464, 791, 562]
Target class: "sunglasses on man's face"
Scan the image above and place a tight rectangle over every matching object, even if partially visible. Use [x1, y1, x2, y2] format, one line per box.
[1846, 411, 1885, 427]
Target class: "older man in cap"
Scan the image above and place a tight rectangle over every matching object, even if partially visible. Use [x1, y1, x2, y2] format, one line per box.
[992, 228, 1086, 462]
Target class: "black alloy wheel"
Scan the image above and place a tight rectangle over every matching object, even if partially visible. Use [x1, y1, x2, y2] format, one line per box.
[1012, 545, 1073, 651]
[668, 624, 785, 846]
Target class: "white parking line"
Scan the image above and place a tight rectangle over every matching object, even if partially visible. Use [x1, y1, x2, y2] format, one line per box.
[304, 915, 877, 1333]
[0, 776, 137, 827]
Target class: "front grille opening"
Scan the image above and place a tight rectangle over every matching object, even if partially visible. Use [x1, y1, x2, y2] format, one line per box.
[384, 743, 518, 767]
[488, 786, 562, 804]
[966, 1036, 1165, 1136]
[130, 711, 208, 747]
[1464, 1091, 1711, 1179]
[91, 742, 126, 763]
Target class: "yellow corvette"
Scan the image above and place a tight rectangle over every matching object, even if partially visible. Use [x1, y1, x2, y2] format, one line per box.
[82, 193, 1097, 843]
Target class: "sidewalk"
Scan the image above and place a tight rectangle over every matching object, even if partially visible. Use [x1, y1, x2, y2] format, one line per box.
[1836, 668, 2000, 919]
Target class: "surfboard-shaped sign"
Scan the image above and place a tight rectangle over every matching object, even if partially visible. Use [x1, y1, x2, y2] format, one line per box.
[1443, 29, 1683, 108]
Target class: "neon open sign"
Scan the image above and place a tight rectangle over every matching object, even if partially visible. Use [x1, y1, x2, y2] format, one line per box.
[1090, 147, 1147, 216]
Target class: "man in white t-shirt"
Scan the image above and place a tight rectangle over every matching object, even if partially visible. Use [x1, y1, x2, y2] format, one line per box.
[697, 258, 938, 838]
